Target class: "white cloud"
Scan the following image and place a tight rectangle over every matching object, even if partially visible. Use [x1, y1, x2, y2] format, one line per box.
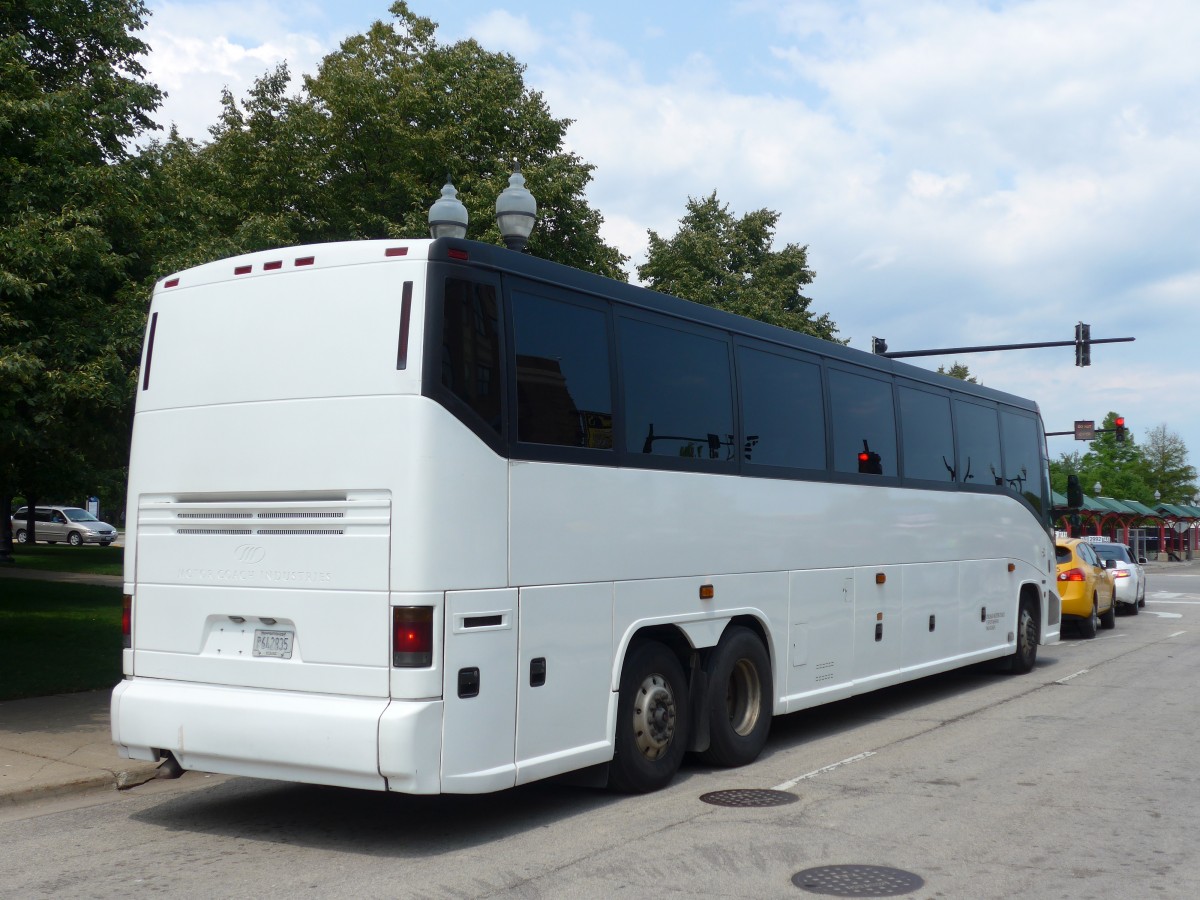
[142, 1, 335, 139]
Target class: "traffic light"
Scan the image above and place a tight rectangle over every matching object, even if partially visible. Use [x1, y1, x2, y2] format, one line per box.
[1115, 416, 1126, 442]
[872, 337, 888, 355]
[1075, 322, 1091, 367]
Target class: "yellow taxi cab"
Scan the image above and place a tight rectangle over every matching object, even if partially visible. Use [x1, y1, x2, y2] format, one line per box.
[1055, 538, 1116, 638]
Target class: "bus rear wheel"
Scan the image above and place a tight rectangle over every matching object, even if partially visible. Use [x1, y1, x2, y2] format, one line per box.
[699, 627, 772, 767]
[610, 641, 689, 793]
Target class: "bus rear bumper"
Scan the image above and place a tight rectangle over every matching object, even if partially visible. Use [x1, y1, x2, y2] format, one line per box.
[111, 679, 444, 793]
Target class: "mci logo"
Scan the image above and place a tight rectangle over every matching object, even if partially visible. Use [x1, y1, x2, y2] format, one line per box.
[234, 544, 266, 564]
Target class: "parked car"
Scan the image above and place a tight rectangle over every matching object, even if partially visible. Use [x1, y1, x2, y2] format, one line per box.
[1089, 540, 1147, 614]
[11, 505, 118, 546]
[1055, 538, 1116, 638]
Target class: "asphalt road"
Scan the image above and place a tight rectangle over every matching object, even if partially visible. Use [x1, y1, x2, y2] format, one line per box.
[2, 569, 1199, 900]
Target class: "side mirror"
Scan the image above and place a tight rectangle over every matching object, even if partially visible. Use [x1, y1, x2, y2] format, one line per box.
[1066, 474, 1084, 508]
[1138, 556, 1149, 565]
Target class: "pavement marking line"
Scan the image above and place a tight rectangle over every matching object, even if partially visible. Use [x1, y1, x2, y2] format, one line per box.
[1169, 631, 1187, 638]
[773, 751, 876, 791]
[1056, 668, 1089, 684]
[1146, 600, 1200, 605]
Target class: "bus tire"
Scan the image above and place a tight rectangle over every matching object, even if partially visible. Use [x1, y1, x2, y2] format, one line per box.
[699, 627, 772, 767]
[1007, 600, 1038, 674]
[609, 641, 689, 793]
[1079, 598, 1098, 639]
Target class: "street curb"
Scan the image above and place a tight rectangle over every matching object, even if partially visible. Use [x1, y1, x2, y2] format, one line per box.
[0, 762, 160, 809]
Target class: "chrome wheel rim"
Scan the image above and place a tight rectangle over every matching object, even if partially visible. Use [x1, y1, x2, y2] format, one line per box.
[726, 658, 763, 737]
[632, 673, 677, 760]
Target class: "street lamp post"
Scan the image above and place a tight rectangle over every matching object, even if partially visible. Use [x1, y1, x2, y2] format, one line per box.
[428, 175, 468, 239]
[495, 161, 538, 252]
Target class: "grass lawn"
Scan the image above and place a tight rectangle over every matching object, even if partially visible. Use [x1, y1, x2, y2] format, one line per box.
[0, 580, 123, 700]
[6, 542, 123, 577]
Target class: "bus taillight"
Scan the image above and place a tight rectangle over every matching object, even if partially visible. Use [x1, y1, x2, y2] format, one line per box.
[122, 594, 132, 649]
[393, 607, 433, 667]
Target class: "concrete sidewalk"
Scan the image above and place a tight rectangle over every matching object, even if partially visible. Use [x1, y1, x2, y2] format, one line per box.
[0, 690, 160, 807]
[1, 565, 158, 807]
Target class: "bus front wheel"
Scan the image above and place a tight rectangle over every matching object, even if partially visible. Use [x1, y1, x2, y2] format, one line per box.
[1007, 601, 1038, 674]
[610, 641, 689, 793]
[699, 627, 772, 767]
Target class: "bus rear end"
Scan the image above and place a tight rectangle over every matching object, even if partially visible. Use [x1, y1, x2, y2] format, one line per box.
[112, 240, 469, 793]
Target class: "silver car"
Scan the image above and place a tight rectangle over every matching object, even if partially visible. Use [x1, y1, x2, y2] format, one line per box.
[11, 506, 118, 547]
[1091, 540, 1147, 613]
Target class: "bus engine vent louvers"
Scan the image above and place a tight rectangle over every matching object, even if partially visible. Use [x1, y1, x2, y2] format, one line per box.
[177, 528, 254, 535]
[255, 528, 345, 536]
[256, 511, 345, 520]
[177, 512, 253, 519]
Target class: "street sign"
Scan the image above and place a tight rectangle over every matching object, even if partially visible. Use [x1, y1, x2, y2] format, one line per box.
[1074, 420, 1095, 440]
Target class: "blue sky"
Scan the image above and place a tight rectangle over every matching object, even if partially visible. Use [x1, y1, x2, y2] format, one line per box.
[141, 1, 1200, 485]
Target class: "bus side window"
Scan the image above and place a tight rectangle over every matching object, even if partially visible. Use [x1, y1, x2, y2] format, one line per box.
[442, 278, 503, 435]
[1000, 409, 1046, 514]
[511, 291, 613, 449]
[619, 317, 734, 464]
[736, 344, 825, 470]
[828, 369, 897, 477]
[898, 385, 955, 482]
[954, 400, 1002, 487]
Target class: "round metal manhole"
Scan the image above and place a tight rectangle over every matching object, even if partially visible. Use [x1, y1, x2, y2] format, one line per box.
[791, 865, 924, 897]
[699, 788, 798, 808]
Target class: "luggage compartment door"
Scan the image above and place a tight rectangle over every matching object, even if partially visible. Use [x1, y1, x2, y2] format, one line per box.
[441, 589, 518, 793]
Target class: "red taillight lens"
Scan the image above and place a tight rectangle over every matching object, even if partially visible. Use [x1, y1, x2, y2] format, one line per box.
[122, 594, 132, 649]
[393, 607, 433, 667]
[1058, 568, 1086, 582]
[1112, 570, 1129, 578]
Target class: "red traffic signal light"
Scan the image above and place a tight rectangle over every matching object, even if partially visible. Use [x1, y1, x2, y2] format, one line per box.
[1115, 416, 1126, 442]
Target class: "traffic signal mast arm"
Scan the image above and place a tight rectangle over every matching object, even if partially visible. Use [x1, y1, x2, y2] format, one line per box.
[872, 334, 1134, 360]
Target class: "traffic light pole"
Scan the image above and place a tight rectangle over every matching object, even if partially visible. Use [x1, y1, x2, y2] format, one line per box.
[872, 336, 1134, 359]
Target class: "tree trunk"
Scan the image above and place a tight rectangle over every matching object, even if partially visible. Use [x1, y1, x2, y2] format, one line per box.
[0, 493, 13, 565]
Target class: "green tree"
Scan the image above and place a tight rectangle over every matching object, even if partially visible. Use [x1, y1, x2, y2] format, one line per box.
[1048, 450, 1083, 497]
[139, 2, 627, 277]
[1140, 424, 1197, 504]
[1, 0, 162, 559]
[637, 192, 839, 340]
[936, 362, 978, 383]
[1074, 412, 1152, 501]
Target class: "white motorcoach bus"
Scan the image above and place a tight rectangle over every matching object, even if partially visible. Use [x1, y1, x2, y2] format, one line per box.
[112, 238, 1061, 794]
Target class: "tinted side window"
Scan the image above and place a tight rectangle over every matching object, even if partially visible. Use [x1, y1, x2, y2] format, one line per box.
[737, 345, 826, 470]
[442, 278, 502, 434]
[828, 369, 896, 476]
[898, 386, 955, 481]
[999, 409, 1045, 513]
[512, 291, 613, 449]
[955, 400, 1002, 487]
[619, 317, 734, 463]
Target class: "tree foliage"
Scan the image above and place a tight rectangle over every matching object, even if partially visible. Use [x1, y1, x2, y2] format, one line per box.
[139, 2, 627, 278]
[1, 0, 162, 549]
[1141, 424, 1197, 504]
[1048, 412, 1157, 502]
[637, 192, 838, 340]
[935, 362, 978, 383]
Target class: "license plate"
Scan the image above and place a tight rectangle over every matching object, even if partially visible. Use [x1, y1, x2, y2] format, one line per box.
[253, 630, 293, 659]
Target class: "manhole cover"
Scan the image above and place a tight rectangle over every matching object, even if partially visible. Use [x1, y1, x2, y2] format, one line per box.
[791, 865, 924, 897]
[699, 788, 797, 807]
